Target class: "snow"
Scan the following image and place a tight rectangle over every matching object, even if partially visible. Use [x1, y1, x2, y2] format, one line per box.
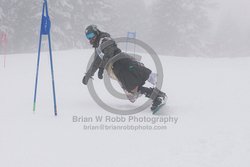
[0, 49, 250, 167]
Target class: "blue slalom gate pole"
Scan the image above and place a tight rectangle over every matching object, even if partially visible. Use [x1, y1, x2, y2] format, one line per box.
[126, 31, 137, 56]
[46, 1, 57, 116]
[33, 2, 45, 112]
[33, 0, 57, 116]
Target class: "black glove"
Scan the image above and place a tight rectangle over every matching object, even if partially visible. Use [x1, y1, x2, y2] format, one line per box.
[82, 73, 92, 85]
[98, 67, 104, 79]
[82, 76, 89, 85]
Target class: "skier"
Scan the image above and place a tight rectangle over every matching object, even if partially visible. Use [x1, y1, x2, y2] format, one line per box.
[82, 25, 167, 112]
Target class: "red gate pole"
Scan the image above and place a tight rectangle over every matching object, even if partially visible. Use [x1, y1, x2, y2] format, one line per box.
[1, 32, 7, 68]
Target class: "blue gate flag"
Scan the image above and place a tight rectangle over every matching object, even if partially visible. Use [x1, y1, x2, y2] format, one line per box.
[127, 32, 136, 39]
[41, 16, 51, 35]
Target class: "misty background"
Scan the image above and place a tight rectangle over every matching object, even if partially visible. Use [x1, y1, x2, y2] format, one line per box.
[0, 0, 249, 57]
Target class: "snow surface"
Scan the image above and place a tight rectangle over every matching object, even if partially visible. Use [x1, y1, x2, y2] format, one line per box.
[0, 49, 250, 167]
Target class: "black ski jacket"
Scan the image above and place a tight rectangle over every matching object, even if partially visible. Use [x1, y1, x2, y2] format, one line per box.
[86, 32, 151, 92]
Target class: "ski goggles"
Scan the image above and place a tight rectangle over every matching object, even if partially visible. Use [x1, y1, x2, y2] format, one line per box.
[86, 32, 96, 40]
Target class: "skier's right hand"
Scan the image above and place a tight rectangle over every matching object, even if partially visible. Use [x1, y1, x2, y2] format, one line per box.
[82, 74, 91, 85]
[82, 76, 89, 85]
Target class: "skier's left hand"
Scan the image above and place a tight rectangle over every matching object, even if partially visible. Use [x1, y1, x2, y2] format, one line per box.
[98, 67, 104, 79]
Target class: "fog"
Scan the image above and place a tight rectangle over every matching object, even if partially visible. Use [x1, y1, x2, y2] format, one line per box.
[208, 0, 250, 56]
[0, 0, 249, 57]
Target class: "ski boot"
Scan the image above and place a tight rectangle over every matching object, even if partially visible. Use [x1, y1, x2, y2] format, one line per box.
[139, 87, 167, 113]
[151, 89, 167, 113]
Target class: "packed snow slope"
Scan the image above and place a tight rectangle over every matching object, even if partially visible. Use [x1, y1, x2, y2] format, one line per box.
[0, 49, 250, 167]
